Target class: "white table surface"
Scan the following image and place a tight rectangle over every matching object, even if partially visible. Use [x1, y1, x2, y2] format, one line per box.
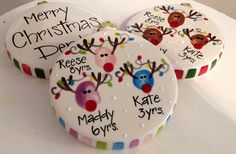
[0, 0, 236, 154]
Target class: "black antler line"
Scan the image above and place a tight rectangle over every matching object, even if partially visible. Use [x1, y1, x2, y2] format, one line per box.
[183, 28, 194, 40]
[131, 23, 145, 33]
[108, 36, 126, 54]
[91, 72, 111, 91]
[119, 63, 137, 79]
[57, 75, 76, 93]
[148, 61, 164, 78]
[77, 38, 96, 55]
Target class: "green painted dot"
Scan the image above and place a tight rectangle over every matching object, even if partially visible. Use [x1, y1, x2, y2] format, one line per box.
[96, 141, 107, 149]
[35, 68, 46, 79]
[13, 58, 20, 70]
[211, 59, 217, 70]
[157, 125, 164, 135]
[186, 69, 197, 79]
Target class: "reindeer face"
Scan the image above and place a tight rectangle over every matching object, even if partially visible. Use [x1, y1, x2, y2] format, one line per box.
[75, 81, 101, 112]
[143, 28, 163, 46]
[190, 34, 208, 49]
[133, 70, 154, 93]
[168, 12, 185, 28]
[95, 47, 116, 73]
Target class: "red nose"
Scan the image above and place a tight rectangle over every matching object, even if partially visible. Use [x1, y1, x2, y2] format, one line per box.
[149, 38, 160, 46]
[169, 21, 180, 28]
[193, 43, 203, 49]
[85, 100, 97, 112]
[103, 63, 114, 72]
[141, 83, 152, 93]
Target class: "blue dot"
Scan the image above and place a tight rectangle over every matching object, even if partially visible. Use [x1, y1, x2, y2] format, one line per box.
[59, 117, 65, 129]
[112, 142, 124, 150]
[128, 37, 135, 41]
[69, 80, 75, 86]
[159, 72, 164, 77]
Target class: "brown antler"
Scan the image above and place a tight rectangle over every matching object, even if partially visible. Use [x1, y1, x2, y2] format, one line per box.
[183, 28, 194, 40]
[148, 61, 164, 78]
[159, 26, 172, 36]
[131, 23, 145, 33]
[207, 33, 221, 43]
[120, 63, 137, 79]
[159, 5, 171, 14]
[57, 75, 76, 93]
[91, 72, 110, 91]
[77, 38, 96, 55]
[108, 36, 126, 54]
[186, 10, 202, 19]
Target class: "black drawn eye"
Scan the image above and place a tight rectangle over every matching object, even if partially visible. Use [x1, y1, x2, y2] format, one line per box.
[140, 76, 144, 79]
[104, 53, 108, 56]
[88, 90, 91, 93]
[83, 91, 87, 94]
[144, 75, 147, 78]
[100, 54, 104, 57]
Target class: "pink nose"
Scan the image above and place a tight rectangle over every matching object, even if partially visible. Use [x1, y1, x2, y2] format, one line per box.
[141, 83, 152, 93]
[85, 100, 97, 112]
[193, 43, 203, 49]
[169, 21, 180, 28]
[103, 62, 114, 72]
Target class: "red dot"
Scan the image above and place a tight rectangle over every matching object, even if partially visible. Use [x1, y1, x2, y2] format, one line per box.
[193, 43, 203, 49]
[85, 100, 97, 112]
[99, 38, 105, 42]
[82, 72, 87, 77]
[65, 50, 72, 55]
[149, 39, 160, 46]
[141, 83, 152, 93]
[137, 55, 142, 60]
[55, 93, 60, 100]
[103, 63, 114, 72]
[169, 21, 180, 28]
[118, 77, 123, 82]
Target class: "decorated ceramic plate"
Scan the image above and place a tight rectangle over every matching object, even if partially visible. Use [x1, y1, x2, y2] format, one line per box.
[5, 1, 103, 79]
[125, 3, 224, 79]
[49, 29, 178, 149]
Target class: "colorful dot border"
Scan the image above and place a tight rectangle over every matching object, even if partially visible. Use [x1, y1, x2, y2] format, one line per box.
[51, 103, 175, 150]
[6, 50, 50, 79]
[175, 51, 223, 79]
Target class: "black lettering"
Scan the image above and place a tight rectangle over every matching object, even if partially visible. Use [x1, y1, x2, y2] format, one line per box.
[12, 32, 27, 48]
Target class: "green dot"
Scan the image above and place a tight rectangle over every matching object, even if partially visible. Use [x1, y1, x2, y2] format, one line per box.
[157, 125, 164, 135]
[13, 58, 20, 70]
[211, 59, 217, 70]
[96, 141, 107, 150]
[35, 68, 46, 79]
[186, 69, 197, 79]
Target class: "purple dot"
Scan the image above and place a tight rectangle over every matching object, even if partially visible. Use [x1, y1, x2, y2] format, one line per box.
[129, 139, 139, 148]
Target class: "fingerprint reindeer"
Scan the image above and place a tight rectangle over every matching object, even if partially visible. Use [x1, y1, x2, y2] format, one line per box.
[52, 72, 112, 112]
[77, 37, 126, 72]
[130, 23, 172, 46]
[116, 56, 169, 93]
[183, 28, 221, 49]
[156, 5, 203, 28]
